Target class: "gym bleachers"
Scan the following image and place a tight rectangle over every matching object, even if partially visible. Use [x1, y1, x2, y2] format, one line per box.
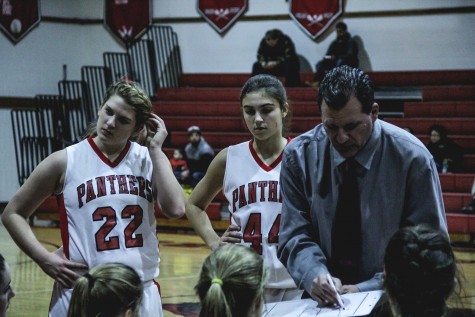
[157, 70, 475, 237]
[16, 69, 474, 238]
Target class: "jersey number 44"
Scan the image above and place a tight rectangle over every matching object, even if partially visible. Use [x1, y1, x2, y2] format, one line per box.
[242, 213, 280, 255]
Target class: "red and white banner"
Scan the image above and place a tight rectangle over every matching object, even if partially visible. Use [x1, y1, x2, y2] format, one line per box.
[0, 0, 40, 44]
[290, 0, 343, 40]
[104, 0, 151, 46]
[197, 0, 247, 34]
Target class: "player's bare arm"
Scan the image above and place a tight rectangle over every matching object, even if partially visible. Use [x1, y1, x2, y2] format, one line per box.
[148, 113, 186, 218]
[186, 148, 227, 250]
[1, 150, 88, 287]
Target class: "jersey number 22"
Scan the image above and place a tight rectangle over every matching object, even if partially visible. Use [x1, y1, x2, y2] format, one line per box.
[93, 205, 144, 251]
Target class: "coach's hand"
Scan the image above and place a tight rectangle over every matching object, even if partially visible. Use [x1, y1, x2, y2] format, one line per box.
[310, 274, 343, 307]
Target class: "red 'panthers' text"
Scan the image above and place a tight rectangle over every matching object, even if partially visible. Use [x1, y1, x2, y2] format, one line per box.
[77, 174, 152, 208]
[231, 180, 282, 212]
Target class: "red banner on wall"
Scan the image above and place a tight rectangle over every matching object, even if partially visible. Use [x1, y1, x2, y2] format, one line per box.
[290, 0, 343, 40]
[0, 0, 40, 44]
[104, 0, 151, 46]
[197, 0, 247, 34]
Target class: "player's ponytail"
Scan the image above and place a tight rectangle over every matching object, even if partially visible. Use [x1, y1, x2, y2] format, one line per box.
[67, 263, 143, 317]
[199, 276, 232, 317]
[383, 225, 462, 317]
[195, 244, 268, 317]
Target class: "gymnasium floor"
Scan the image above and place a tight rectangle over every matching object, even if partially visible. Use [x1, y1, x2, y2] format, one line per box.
[1, 220, 474, 317]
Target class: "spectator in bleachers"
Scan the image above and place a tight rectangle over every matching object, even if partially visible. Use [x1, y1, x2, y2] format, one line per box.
[68, 263, 143, 317]
[186, 74, 302, 303]
[426, 124, 464, 173]
[170, 148, 190, 185]
[460, 179, 475, 214]
[306, 22, 359, 88]
[252, 29, 301, 87]
[0, 254, 15, 317]
[383, 225, 462, 317]
[195, 244, 268, 317]
[185, 125, 214, 187]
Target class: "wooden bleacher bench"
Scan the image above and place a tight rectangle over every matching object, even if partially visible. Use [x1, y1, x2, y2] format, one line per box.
[404, 101, 475, 118]
[439, 173, 475, 192]
[446, 213, 475, 244]
[179, 71, 475, 88]
[157, 87, 317, 102]
[416, 135, 475, 151]
[385, 117, 475, 135]
[422, 85, 475, 102]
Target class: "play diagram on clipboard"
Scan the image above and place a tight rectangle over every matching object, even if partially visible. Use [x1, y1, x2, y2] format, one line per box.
[263, 290, 383, 317]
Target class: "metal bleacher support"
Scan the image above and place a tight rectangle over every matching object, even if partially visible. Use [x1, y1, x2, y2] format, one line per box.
[81, 66, 113, 119]
[101, 24, 182, 96]
[128, 39, 158, 98]
[34, 95, 65, 152]
[146, 25, 182, 88]
[103, 52, 133, 83]
[58, 80, 90, 145]
[10, 109, 55, 186]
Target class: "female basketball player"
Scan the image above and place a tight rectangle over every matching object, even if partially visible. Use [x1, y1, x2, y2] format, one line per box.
[186, 74, 301, 302]
[383, 225, 462, 317]
[1, 81, 186, 317]
[68, 263, 142, 317]
[195, 244, 268, 317]
[0, 254, 15, 317]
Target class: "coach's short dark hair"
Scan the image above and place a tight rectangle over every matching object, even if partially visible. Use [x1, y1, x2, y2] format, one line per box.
[317, 65, 374, 114]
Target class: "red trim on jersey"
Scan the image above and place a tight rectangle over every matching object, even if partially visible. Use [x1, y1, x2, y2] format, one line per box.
[57, 194, 70, 259]
[248, 138, 291, 172]
[87, 138, 131, 167]
[154, 280, 161, 297]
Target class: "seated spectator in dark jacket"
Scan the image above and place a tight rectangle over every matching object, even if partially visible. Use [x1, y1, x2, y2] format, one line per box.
[426, 124, 464, 173]
[460, 179, 475, 214]
[184, 126, 214, 187]
[307, 22, 359, 87]
[252, 29, 301, 87]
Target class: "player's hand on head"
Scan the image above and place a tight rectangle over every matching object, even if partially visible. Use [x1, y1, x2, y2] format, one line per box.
[219, 224, 242, 246]
[147, 113, 168, 149]
[39, 249, 88, 288]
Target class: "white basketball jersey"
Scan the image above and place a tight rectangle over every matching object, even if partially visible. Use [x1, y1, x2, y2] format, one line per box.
[223, 140, 296, 289]
[61, 138, 159, 282]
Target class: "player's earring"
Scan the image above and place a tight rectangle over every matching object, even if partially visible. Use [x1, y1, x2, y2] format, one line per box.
[282, 103, 289, 118]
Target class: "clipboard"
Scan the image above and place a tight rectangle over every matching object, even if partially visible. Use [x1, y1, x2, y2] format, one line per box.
[263, 290, 383, 317]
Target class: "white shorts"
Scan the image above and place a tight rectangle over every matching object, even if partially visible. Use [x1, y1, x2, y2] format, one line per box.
[49, 280, 162, 317]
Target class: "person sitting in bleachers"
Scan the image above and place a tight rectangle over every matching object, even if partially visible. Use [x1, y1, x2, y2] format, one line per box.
[426, 124, 464, 173]
[251, 29, 301, 87]
[460, 179, 475, 214]
[306, 22, 359, 87]
[170, 148, 190, 185]
[185, 126, 214, 187]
